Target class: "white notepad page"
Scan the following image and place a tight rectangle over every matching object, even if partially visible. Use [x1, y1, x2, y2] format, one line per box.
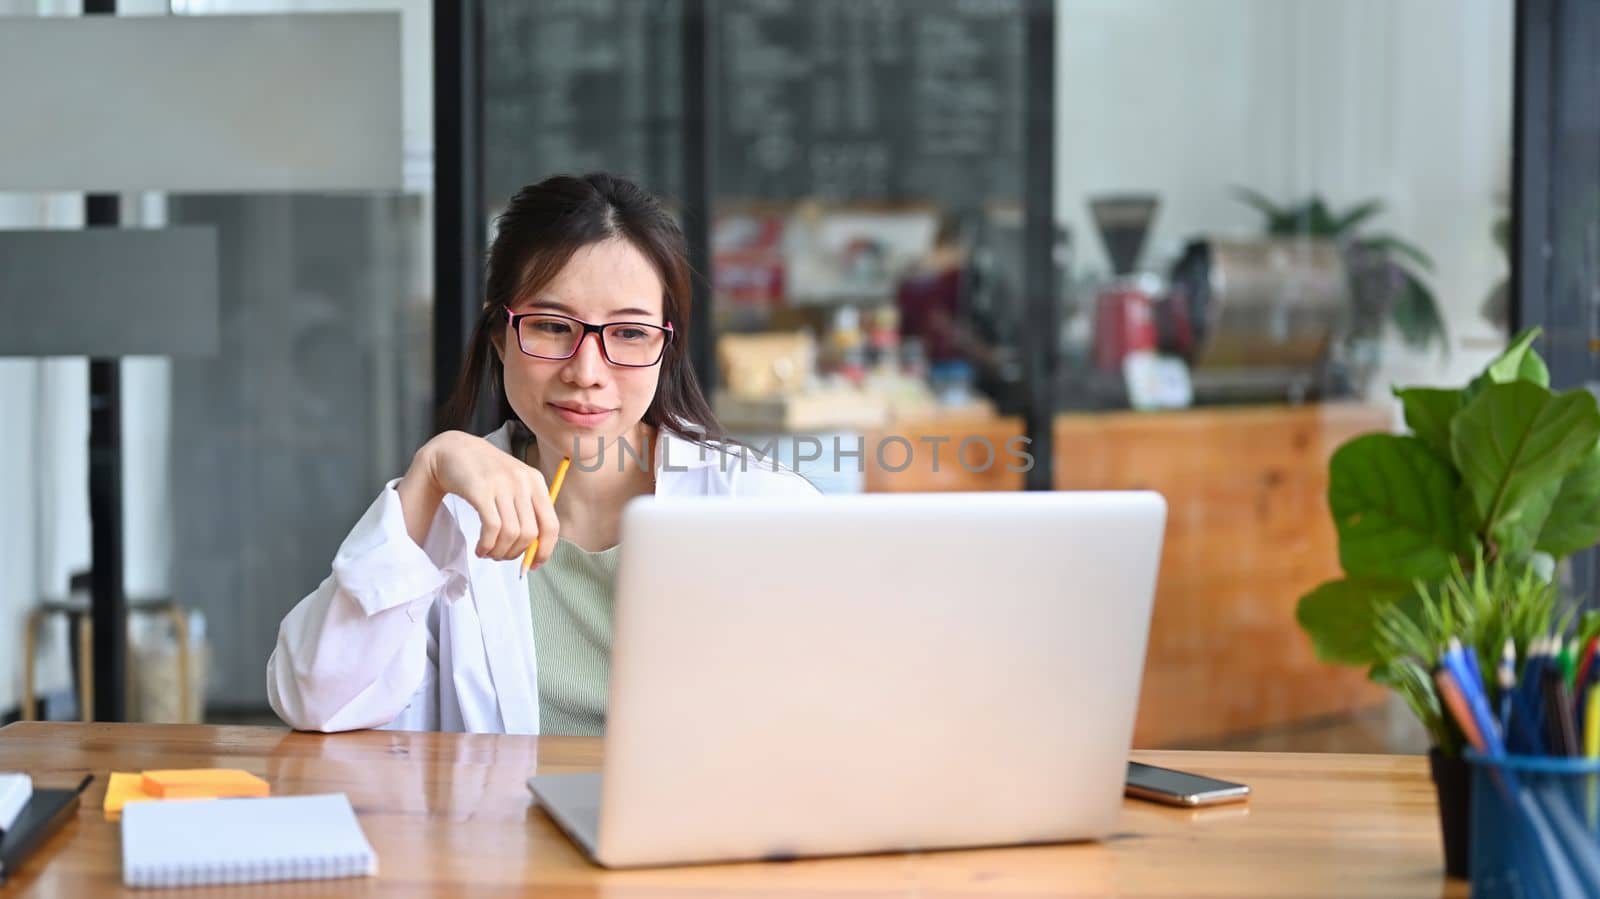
[121, 793, 377, 888]
[0, 773, 31, 833]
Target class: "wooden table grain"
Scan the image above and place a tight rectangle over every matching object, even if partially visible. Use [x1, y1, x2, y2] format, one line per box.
[0, 722, 1463, 897]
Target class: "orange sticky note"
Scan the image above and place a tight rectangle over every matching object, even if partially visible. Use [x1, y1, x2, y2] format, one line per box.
[104, 771, 154, 820]
[140, 769, 270, 799]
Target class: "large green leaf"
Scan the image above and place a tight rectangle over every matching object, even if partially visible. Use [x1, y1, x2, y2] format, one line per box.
[1296, 576, 1417, 666]
[1485, 327, 1549, 386]
[1394, 387, 1463, 461]
[1330, 434, 1464, 579]
[1465, 328, 1549, 403]
[1451, 381, 1600, 543]
[1494, 479, 1561, 560]
[1536, 443, 1600, 556]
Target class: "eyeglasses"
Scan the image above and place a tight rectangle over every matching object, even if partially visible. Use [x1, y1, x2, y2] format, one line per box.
[505, 310, 674, 368]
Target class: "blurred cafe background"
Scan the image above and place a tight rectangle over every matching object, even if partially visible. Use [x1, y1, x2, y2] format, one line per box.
[5, 0, 1598, 757]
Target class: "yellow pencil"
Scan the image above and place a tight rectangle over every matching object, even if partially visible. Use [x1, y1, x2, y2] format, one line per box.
[519, 456, 571, 579]
[1587, 685, 1600, 759]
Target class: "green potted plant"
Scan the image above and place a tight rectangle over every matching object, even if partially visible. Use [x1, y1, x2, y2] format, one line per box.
[1366, 555, 1596, 877]
[1295, 327, 1600, 877]
[1234, 189, 1448, 393]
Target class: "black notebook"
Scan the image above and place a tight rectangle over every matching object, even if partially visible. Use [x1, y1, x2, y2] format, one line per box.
[0, 788, 80, 884]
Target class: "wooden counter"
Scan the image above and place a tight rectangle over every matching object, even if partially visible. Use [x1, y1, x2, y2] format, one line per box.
[1054, 404, 1394, 747]
[0, 723, 1458, 898]
[864, 413, 1026, 492]
[863, 403, 1394, 747]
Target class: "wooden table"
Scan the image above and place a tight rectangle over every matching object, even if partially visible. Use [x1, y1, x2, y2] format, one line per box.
[0, 723, 1463, 897]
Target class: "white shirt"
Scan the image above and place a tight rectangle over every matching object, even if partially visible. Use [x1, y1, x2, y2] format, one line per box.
[266, 422, 818, 733]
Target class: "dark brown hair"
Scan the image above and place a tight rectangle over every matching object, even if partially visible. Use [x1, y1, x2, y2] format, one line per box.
[438, 173, 722, 443]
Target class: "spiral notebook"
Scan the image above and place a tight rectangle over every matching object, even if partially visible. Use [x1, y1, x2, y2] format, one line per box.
[121, 793, 377, 888]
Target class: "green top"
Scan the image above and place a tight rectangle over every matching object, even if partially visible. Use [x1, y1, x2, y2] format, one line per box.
[528, 538, 621, 736]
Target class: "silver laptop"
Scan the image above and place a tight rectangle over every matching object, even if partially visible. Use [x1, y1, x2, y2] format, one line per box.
[529, 490, 1166, 868]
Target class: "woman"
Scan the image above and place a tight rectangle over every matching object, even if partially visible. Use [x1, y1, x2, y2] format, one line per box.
[268, 173, 816, 736]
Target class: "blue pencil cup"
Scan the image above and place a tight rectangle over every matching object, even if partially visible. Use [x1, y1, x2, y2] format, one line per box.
[1466, 750, 1600, 898]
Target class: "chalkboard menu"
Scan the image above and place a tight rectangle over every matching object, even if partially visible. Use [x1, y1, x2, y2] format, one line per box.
[483, 0, 1024, 210]
[483, 0, 684, 209]
[717, 0, 1024, 206]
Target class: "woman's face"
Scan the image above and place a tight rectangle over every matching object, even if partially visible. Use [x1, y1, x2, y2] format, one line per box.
[499, 238, 667, 464]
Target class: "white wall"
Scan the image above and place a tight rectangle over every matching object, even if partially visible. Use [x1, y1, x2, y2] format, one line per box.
[1057, 0, 1513, 397]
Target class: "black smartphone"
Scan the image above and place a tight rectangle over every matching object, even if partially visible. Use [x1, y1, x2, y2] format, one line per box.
[1125, 762, 1250, 807]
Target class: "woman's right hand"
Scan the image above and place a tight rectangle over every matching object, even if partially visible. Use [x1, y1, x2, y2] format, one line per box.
[397, 431, 560, 568]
